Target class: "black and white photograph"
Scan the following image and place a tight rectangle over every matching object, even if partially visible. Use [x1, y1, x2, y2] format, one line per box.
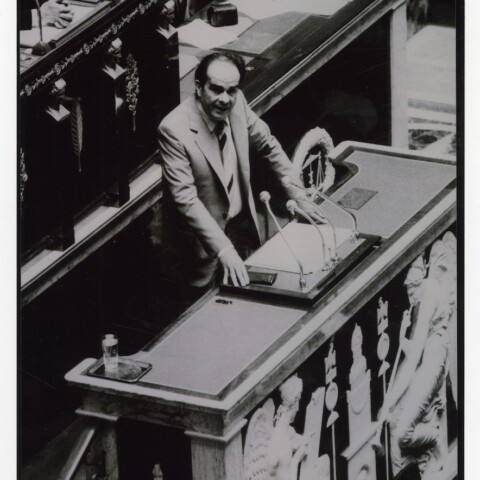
[6, 0, 469, 478]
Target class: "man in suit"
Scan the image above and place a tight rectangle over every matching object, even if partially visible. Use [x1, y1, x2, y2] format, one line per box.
[157, 52, 320, 291]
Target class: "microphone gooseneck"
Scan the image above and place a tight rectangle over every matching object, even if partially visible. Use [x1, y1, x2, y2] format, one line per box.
[34, 0, 44, 42]
[314, 189, 358, 240]
[260, 191, 306, 289]
[286, 200, 331, 271]
[282, 176, 339, 260]
[32, 0, 53, 56]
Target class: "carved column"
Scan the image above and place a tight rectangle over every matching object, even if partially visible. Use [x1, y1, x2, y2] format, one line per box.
[100, 38, 130, 206]
[82, 421, 119, 480]
[30, 78, 76, 251]
[324, 341, 340, 480]
[122, 11, 180, 153]
[341, 325, 377, 480]
[186, 420, 247, 480]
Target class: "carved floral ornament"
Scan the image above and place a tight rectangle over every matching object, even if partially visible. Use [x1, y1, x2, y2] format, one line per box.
[243, 232, 457, 480]
[20, 148, 28, 202]
[21, 0, 161, 97]
[291, 127, 335, 194]
[376, 297, 390, 378]
[126, 54, 140, 132]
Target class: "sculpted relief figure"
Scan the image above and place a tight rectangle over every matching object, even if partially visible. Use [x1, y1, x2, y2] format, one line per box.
[268, 375, 309, 480]
[374, 232, 457, 479]
[350, 324, 367, 388]
[244, 375, 311, 480]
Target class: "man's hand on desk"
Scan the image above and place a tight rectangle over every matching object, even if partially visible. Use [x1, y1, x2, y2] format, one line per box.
[219, 246, 250, 287]
[41, 0, 74, 29]
[296, 197, 328, 224]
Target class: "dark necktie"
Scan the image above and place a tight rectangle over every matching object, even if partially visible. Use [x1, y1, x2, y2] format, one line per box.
[215, 121, 234, 194]
[216, 121, 227, 152]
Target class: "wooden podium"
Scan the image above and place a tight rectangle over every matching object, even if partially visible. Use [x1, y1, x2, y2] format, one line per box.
[66, 142, 457, 479]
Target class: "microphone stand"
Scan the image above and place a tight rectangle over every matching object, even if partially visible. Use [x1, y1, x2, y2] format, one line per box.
[313, 189, 358, 240]
[260, 191, 306, 290]
[282, 176, 339, 261]
[32, 0, 53, 56]
[286, 200, 331, 271]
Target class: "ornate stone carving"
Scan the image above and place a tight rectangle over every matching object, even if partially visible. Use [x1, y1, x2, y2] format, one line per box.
[377, 297, 390, 378]
[152, 463, 164, 479]
[376, 297, 392, 480]
[101, 39, 127, 127]
[299, 388, 330, 480]
[243, 398, 275, 480]
[342, 325, 377, 480]
[374, 232, 457, 479]
[19, 148, 28, 203]
[324, 341, 339, 480]
[125, 53, 140, 132]
[268, 375, 309, 480]
[103, 38, 125, 79]
[244, 375, 322, 480]
[70, 96, 84, 172]
[324, 342, 339, 428]
[291, 127, 335, 194]
[46, 79, 70, 121]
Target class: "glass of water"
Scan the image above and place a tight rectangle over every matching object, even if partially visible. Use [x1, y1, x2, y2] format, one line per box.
[102, 334, 119, 372]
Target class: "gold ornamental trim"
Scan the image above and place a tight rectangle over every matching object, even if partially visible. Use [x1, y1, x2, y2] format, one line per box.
[21, 0, 160, 97]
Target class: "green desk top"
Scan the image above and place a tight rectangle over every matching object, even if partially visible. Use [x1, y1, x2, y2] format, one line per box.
[139, 295, 306, 397]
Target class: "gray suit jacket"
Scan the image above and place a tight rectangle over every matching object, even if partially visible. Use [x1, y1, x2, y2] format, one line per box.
[157, 92, 301, 287]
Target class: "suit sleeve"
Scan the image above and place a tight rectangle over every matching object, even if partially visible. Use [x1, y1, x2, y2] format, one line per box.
[239, 92, 305, 200]
[157, 122, 232, 257]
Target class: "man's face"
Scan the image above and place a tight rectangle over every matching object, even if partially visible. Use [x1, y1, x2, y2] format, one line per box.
[196, 60, 240, 122]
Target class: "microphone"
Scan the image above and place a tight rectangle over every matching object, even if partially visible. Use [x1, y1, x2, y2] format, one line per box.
[282, 176, 339, 261]
[32, 0, 53, 56]
[260, 191, 306, 289]
[286, 200, 331, 271]
[282, 176, 358, 240]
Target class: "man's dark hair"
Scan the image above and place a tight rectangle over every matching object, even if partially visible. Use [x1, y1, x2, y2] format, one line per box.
[195, 52, 246, 87]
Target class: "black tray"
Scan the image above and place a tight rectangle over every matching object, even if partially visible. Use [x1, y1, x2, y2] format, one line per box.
[87, 357, 152, 383]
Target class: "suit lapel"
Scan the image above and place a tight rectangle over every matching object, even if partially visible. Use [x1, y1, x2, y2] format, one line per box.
[230, 102, 260, 238]
[188, 97, 227, 194]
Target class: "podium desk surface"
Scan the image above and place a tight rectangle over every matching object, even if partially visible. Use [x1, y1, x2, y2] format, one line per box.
[66, 142, 456, 434]
[138, 295, 306, 398]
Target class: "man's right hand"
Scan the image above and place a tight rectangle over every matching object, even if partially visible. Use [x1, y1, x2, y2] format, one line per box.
[219, 247, 250, 287]
[41, 0, 74, 29]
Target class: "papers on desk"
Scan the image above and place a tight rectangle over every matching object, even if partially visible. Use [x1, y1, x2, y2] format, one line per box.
[20, 4, 93, 48]
[246, 222, 353, 274]
[178, 19, 238, 49]
[230, 0, 350, 20]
